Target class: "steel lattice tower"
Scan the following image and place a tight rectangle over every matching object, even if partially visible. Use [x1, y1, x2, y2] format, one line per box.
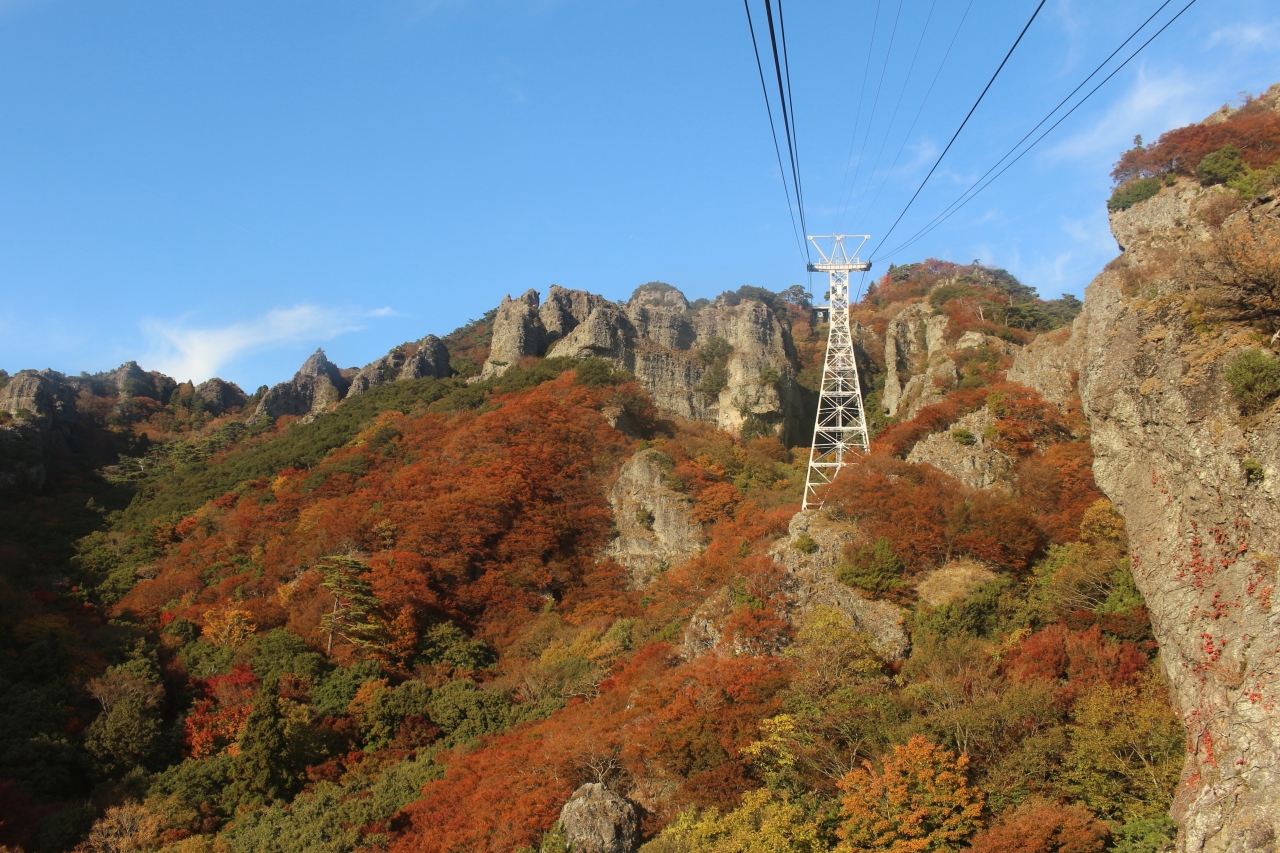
[802, 235, 873, 510]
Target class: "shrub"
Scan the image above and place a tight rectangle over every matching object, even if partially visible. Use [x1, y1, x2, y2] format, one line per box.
[1226, 349, 1280, 414]
[1196, 144, 1246, 186]
[574, 358, 620, 387]
[699, 337, 734, 365]
[1243, 458, 1265, 484]
[1107, 177, 1162, 212]
[951, 427, 976, 446]
[759, 365, 781, 387]
[792, 532, 818, 554]
[837, 538, 907, 595]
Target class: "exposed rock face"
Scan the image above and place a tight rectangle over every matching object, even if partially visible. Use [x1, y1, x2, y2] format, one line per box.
[0, 370, 78, 494]
[883, 302, 950, 416]
[906, 406, 1010, 490]
[605, 449, 706, 588]
[1008, 327, 1079, 408]
[1034, 179, 1280, 851]
[559, 783, 639, 853]
[194, 378, 247, 415]
[479, 283, 803, 438]
[541, 284, 609, 345]
[256, 349, 349, 421]
[770, 511, 909, 661]
[0, 370, 76, 425]
[347, 335, 451, 397]
[548, 290, 803, 441]
[681, 586, 736, 660]
[481, 289, 547, 379]
[551, 303, 636, 364]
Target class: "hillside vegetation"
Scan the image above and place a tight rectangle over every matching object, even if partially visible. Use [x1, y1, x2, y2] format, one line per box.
[14, 87, 1280, 852]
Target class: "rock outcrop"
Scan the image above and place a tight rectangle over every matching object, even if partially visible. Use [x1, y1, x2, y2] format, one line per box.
[883, 302, 952, 417]
[559, 783, 639, 853]
[1015, 178, 1280, 851]
[0, 369, 77, 426]
[347, 335, 451, 397]
[553, 289, 802, 440]
[193, 378, 248, 415]
[604, 449, 706, 588]
[906, 406, 1010, 490]
[481, 289, 547, 379]
[770, 511, 909, 661]
[480, 284, 804, 439]
[256, 349, 349, 421]
[541, 284, 609, 346]
[1007, 327, 1079, 408]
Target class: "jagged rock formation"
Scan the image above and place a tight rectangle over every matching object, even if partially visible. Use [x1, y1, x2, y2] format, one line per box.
[559, 783, 640, 853]
[481, 289, 547, 379]
[541, 284, 609, 346]
[347, 335, 451, 397]
[193, 378, 247, 415]
[255, 349, 349, 421]
[0, 370, 76, 492]
[769, 511, 909, 661]
[604, 449, 706, 588]
[0, 369, 77, 425]
[479, 284, 803, 439]
[1014, 178, 1280, 851]
[906, 406, 1010, 490]
[883, 302, 953, 417]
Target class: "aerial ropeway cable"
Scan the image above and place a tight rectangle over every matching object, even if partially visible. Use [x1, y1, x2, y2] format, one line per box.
[868, 0, 1049, 261]
[872, 0, 1200, 263]
[743, 0, 811, 263]
[743, 0, 805, 262]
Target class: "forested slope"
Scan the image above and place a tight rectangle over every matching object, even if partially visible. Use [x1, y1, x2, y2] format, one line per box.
[10, 86, 1280, 853]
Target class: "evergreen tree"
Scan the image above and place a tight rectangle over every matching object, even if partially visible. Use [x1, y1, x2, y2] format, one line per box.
[316, 555, 384, 655]
[233, 680, 298, 804]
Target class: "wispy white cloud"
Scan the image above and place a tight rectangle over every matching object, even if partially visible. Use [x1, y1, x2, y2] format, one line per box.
[1046, 65, 1201, 163]
[1205, 22, 1277, 52]
[140, 305, 381, 383]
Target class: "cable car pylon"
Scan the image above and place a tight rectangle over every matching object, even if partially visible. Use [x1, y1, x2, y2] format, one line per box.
[802, 235, 873, 510]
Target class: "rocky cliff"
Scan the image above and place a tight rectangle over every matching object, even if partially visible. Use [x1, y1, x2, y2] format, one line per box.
[1012, 179, 1280, 851]
[481, 283, 804, 440]
[255, 348, 350, 421]
[346, 335, 451, 397]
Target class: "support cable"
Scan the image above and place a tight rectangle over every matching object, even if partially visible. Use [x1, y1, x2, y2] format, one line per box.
[855, 0, 973, 237]
[833, 0, 883, 240]
[874, 0, 1198, 262]
[764, 0, 810, 256]
[836, 0, 905, 232]
[869, 0, 1048, 259]
[743, 0, 806, 261]
[844, 0, 938, 231]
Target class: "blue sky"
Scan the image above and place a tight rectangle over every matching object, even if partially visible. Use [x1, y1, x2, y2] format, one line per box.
[1, 0, 1277, 390]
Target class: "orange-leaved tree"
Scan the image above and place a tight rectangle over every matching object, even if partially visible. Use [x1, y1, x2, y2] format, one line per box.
[836, 735, 984, 853]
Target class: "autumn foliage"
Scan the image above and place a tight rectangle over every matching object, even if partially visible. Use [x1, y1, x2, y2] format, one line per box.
[1112, 98, 1280, 183]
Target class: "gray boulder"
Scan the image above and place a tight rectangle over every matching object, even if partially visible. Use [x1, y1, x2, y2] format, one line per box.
[559, 783, 639, 853]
